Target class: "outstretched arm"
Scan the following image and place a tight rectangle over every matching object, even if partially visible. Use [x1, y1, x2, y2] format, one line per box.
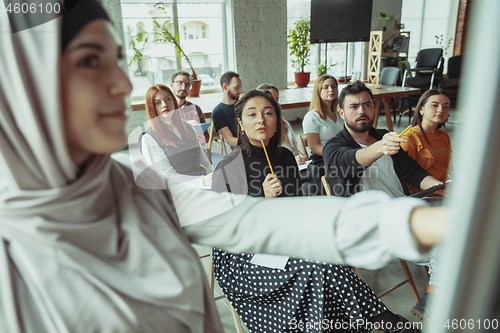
[176, 186, 446, 270]
[356, 132, 407, 166]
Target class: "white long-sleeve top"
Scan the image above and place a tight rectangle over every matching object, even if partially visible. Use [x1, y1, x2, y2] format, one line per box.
[141, 132, 213, 189]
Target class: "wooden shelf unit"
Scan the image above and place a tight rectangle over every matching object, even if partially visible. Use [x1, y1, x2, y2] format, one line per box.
[367, 31, 383, 84]
[367, 31, 410, 84]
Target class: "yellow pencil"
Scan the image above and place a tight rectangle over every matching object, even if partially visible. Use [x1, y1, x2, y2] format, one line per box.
[261, 140, 274, 174]
[200, 164, 213, 173]
[293, 145, 306, 157]
[398, 125, 412, 138]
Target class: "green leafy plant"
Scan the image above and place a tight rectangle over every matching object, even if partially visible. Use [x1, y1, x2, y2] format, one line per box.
[317, 63, 336, 75]
[128, 29, 149, 76]
[129, 4, 198, 80]
[377, 12, 395, 28]
[287, 18, 311, 73]
[152, 18, 197, 79]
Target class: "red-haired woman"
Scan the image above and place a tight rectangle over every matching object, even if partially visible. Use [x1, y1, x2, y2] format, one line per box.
[141, 84, 213, 188]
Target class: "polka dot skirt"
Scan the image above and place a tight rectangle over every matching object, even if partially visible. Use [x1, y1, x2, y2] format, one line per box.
[212, 249, 387, 333]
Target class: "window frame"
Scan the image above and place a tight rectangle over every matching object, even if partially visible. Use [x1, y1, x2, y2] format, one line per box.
[121, 0, 229, 99]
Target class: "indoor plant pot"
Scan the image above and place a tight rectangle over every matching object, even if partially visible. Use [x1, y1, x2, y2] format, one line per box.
[188, 79, 202, 97]
[288, 18, 311, 87]
[294, 72, 311, 88]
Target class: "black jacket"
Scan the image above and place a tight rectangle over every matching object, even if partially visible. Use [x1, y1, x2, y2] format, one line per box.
[322, 126, 430, 197]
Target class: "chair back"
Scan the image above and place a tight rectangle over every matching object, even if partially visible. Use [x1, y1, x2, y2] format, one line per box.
[207, 122, 228, 159]
[321, 175, 333, 196]
[297, 135, 308, 157]
[200, 248, 245, 332]
[379, 67, 400, 86]
[447, 55, 463, 79]
[415, 48, 443, 68]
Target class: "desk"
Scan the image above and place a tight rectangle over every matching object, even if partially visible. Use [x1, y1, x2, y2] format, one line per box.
[132, 84, 420, 130]
[366, 84, 420, 131]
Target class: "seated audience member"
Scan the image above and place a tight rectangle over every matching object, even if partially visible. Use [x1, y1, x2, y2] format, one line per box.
[256, 83, 308, 166]
[323, 81, 444, 320]
[170, 71, 209, 144]
[400, 89, 452, 195]
[211, 89, 421, 333]
[302, 74, 344, 195]
[211, 71, 242, 147]
[140, 84, 213, 188]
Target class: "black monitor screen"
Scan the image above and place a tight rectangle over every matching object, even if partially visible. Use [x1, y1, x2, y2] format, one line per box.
[310, 0, 373, 43]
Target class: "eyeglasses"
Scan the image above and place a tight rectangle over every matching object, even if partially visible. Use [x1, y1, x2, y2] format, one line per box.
[173, 80, 191, 88]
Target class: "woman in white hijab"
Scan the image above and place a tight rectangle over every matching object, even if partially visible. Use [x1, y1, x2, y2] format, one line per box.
[0, 1, 445, 332]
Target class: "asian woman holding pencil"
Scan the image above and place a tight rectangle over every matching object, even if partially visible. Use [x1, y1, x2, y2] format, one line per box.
[211, 89, 298, 198]
[140, 84, 214, 188]
[400, 89, 452, 195]
[210, 89, 418, 333]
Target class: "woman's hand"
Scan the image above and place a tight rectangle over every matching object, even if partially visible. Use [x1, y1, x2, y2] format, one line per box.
[202, 173, 213, 187]
[295, 154, 309, 166]
[263, 174, 282, 199]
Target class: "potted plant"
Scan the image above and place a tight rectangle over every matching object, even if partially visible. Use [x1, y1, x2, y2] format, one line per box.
[317, 63, 337, 77]
[376, 12, 395, 31]
[288, 18, 311, 87]
[129, 5, 201, 96]
[152, 19, 201, 97]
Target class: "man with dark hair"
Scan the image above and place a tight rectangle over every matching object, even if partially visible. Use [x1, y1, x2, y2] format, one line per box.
[323, 81, 442, 197]
[323, 81, 443, 320]
[211, 71, 242, 147]
[170, 71, 209, 143]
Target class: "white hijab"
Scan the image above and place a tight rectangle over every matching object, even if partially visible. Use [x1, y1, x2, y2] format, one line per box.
[0, 5, 221, 333]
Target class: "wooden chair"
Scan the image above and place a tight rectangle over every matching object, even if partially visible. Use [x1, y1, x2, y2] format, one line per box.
[200, 248, 244, 333]
[297, 134, 308, 157]
[207, 122, 229, 163]
[320, 175, 421, 302]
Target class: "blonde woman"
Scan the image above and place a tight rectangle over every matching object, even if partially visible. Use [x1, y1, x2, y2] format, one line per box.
[301, 75, 344, 194]
[302, 74, 344, 165]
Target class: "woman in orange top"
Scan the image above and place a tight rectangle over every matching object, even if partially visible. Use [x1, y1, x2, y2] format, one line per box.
[400, 89, 452, 195]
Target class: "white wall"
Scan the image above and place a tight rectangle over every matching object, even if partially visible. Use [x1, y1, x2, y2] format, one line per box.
[371, 0, 403, 33]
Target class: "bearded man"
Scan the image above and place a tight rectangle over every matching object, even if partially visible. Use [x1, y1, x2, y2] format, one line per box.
[322, 81, 442, 197]
[211, 71, 242, 147]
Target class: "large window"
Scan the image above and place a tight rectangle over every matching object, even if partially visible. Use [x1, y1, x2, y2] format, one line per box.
[287, 0, 365, 82]
[401, 0, 458, 65]
[121, 0, 227, 101]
